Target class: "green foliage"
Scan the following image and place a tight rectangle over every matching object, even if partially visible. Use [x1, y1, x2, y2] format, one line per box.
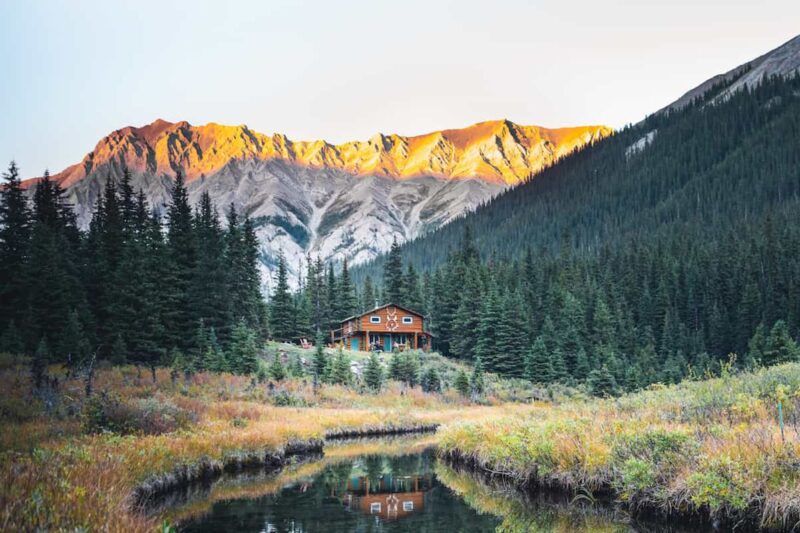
[330, 349, 352, 386]
[389, 350, 420, 386]
[268, 352, 286, 381]
[269, 252, 294, 342]
[763, 320, 800, 365]
[228, 320, 259, 375]
[364, 352, 384, 392]
[313, 330, 328, 381]
[454, 369, 470, 397]
[587, 365, 616, 397]
[354, 74, 800, 389]
[618, 458, 656, 501]
[31, 337, 49, 389]
[470, 356, 485, 395]
[421, 367, 442, 393]
[686, 455, 750, 512]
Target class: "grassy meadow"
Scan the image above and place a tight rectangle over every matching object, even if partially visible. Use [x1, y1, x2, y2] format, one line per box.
[0, 345, 533, 532]
[438, 362, 800, 530]
[3, 343, 800, 531]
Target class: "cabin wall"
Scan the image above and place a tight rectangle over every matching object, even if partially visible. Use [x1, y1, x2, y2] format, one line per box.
[356, 306, 424, 334]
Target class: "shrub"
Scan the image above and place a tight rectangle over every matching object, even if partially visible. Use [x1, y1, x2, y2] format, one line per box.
[618, 458, 656, 501]
[82, 392, 196, 435]
[686, 455, 751, 512]
[270, 390, 307, 407]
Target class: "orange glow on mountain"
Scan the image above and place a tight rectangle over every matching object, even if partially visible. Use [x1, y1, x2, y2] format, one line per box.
[32, 119, 612, 188]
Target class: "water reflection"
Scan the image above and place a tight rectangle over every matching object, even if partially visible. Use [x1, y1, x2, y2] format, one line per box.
[166, 435, 699, 532]
[179, 444, 500, 532]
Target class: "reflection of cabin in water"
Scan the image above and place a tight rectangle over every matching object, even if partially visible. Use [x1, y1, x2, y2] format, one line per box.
[336, 474, 433, 521]
[331, 303, 433, 352]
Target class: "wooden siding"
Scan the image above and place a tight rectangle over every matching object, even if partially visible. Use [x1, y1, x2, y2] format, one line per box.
[351, 305, 425, 334]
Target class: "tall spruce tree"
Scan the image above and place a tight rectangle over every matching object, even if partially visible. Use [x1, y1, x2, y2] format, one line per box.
[0, 161, 31, 332]
[269, 253, 294, 342]
[383, 237, 404, 304]
[164, 171, 197, 352]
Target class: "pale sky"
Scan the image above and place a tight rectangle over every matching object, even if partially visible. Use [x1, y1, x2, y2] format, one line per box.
[1, 0, 798, 178]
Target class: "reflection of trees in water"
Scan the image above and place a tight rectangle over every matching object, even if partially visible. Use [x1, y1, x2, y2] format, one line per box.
[433, 462, 701, 533]
[363, 455, 384, 488]
[183, 450, 500, 533]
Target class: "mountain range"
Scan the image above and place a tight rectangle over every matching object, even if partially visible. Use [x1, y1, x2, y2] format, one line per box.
[23, 119, 610, 285]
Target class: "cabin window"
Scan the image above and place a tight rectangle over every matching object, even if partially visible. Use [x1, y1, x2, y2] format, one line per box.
[370, 502, 381, 513]
[403, 501, 414, 511]
[370, 316, 381, 324]
[402, 316, 413, 324]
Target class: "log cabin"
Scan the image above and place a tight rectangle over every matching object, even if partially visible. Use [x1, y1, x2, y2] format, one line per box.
[331, 303, 433, 352]
[336, 474, 432, 522]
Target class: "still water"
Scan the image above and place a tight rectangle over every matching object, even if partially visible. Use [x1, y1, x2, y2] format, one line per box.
[164, 435, 690, 532]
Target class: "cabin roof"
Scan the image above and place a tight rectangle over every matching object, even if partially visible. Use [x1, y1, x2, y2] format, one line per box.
[340, 302, 425, 323]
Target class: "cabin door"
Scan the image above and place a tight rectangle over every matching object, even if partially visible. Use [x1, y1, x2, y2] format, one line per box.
[384, 335, 392, 352]
[351, 338, 359, 351]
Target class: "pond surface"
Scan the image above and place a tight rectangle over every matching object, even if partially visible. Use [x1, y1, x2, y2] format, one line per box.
[166, 435, 696, 532]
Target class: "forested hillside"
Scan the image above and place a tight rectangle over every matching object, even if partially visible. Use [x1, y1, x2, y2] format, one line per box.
[354, 73, 800, 390]
[0, 168, 267, 377]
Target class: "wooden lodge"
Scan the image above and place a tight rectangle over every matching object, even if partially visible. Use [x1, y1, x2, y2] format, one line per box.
[331, 303, 433, 352]
[337, 474, 433, 521]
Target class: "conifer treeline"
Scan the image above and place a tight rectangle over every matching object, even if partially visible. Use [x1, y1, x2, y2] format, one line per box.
[403, 222, 800, 392]
[0, 167, 266, 375]
[354, 73, 800, 392]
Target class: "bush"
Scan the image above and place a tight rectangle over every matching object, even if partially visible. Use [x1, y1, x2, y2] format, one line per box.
[269, 390, 307, 407]
[82, 392, 196, 435]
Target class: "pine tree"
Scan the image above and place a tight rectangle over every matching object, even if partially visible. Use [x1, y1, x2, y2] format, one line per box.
[763, 320, 800, 365]
[525, 336, 553, 383]
[470, 356, 485, 396]
[475, 282, 502, 370]
[268, 352, 286, 381]
[587, 365, 617, 397]
[191, 193, 230, 340]
[0, 161, 31, 330]
[454, 369, 470, 397]
[110, 334, 127, 367]
[59, 310, 90, 372]
[421, 367, 442, 393]
[0, 320, 24, 355]
[27, 172, 85, 353]
[288, 353, 305, 378]
[335, 258, 357, 321]
[269, 252, 295, 342]
[313, 330, 328, 381]
[383, 237, 404, 303]
[747, 322, 767, 366]
[164, 171, 197, 352]
[361, 276, 376, 312]
[32, 337, 49, 389]
[321, 262, 336, 332]
[364, 352, 383, 392]
[229, 320, 259, 375]
[450, 267, 483, 360]
[330, 349, 352, 386]
[402, 264, 424, 312]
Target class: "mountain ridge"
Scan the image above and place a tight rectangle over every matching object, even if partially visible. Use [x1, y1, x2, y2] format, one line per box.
[29, 119, 611, 189]
[659, 34, 800, 114]
[22, 119, 610, 286]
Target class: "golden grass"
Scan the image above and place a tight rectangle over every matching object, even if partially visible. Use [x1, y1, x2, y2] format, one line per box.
[0, 359, 531, 532]
[438, 363, 800, 529]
